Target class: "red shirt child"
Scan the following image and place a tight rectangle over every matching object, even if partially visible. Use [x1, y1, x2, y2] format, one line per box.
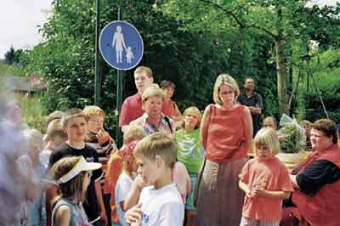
[239, 128, 293, 225]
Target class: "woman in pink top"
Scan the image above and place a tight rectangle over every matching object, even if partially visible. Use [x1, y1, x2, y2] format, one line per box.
[196, 74, 253, 226]
[239, 128, 293, 226]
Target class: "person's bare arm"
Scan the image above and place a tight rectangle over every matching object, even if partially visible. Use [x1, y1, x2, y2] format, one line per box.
[239, 180, 252, 198]
[243, 107, 253, 151]
[95, 180, 108, 226]
[55, 205, 71, 226]
[46, 183, 59, 226]
[123, 176, 145, 211]
[200, 106, 211, 150]
[248, 106, 262, 115]
[253, 188, 290, 199]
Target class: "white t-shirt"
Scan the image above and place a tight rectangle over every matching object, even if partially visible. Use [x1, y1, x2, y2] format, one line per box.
[39, 149, 52, 169]
[138, 183, 184, 226]
[115, 171, 133, 226]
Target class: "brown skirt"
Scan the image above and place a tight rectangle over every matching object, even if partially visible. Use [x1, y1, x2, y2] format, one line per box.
[195, 158, 247, 226]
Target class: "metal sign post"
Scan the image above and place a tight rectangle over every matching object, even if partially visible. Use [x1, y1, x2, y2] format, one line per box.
[99, 14, 144, 147]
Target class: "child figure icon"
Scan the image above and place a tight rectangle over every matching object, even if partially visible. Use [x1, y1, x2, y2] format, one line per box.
[126, 46, 134, 64]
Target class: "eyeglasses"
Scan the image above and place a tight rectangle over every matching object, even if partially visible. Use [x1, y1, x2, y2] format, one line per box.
[219, 91, 234, 95]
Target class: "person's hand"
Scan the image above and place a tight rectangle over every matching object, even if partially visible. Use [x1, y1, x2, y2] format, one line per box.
[97, 129, 110, 140]
[252, 186, 266, 198]
[100, 209, 108, 226]
[134, 175, 148, 190]
[125, 203, 142, 225]
[245, 187, 253, 198]
[97, 129, 111, 145]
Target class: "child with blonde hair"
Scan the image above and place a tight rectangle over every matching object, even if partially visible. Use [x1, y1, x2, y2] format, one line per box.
[238, 128, 294, 226]
[175, 106, 203, 226]
[115, 141, 139, 226]
[125, 132, 184, 225]
[40, 119, 67, 168]
[83, 105, 117, 223]
[51, 156, 102, 226]
[105, 125, 146, 226]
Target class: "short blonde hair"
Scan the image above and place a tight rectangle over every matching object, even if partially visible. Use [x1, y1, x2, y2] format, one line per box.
[61, 108, 85, 127]
[83, 105, 105, 121]
[46, 119, 68, 140]
[123, 125, 147, 144]
[182, 106, 202, 129]
[46, 110, 63, 127]
[213, 74, 240, 105]
[134, 132, 177, 168]
[23, 128, 43, 151]
[142, 85, 164, 102]
[254, 128, 281, 156]
[134, 66, 153, 78]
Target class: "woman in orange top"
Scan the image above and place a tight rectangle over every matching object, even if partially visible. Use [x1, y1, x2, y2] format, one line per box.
[195, 74, 253, 226]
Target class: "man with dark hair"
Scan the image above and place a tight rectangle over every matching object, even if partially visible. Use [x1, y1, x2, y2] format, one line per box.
[237, 77, 263, 136]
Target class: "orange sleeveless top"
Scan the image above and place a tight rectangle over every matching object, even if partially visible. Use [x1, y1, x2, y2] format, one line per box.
[205, 104, 247, 163]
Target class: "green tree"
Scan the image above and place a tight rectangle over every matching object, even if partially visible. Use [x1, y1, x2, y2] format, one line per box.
[160, 0, 340, 115]
[4, 47, 23, 65]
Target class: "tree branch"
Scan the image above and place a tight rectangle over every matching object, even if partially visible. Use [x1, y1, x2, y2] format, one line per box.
[198, 0, 246, 27]
[197, 0, 278, 39]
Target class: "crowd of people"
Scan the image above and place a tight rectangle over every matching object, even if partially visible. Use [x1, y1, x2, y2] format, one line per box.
[0, 65, 339, 226]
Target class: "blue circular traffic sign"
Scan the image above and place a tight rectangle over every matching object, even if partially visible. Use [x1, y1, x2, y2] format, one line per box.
[99, 21, 144, 71]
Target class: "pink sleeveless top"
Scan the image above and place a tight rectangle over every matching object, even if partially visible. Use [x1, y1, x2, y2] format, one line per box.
[205, 104, 247, 163]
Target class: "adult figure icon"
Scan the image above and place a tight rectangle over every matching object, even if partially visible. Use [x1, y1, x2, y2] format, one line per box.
[112, 26, 127, 63]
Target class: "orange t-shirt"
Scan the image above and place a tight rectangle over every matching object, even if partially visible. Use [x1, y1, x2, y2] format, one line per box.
[104, 151, 124, 222]
[204, 104, 247, 163]
[239, 157, 294, 221]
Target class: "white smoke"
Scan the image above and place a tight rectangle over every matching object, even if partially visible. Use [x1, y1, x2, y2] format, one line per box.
[0, 86, 35, 225]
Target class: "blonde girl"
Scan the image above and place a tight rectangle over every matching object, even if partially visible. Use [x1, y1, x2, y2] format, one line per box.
[51, 156, 101, 226]
[238, 128, 293, 226]
[175, 106, 202, 226]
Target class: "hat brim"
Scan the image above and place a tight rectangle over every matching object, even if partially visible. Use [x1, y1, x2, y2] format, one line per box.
[57, 156, 102, 184]
[82, 162, 102, 171]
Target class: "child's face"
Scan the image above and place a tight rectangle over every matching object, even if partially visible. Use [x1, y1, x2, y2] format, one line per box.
[28, 144, 41, 164]
[135, 155, 159, 186]
[255, 144, 272, 160]
[127, 155, 138, 173]
[163, 87, 174, 99]
[52, 135, 67, 149]
[64, 117, 87, 143]
[87, 115, 104, 133]
[184, 112, 199, 130]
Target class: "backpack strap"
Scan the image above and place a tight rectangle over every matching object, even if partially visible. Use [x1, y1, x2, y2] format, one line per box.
[164, 116, 174, 134]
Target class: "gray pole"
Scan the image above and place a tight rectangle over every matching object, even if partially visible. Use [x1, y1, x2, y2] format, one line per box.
[95, 0, 101, 105]
[116, 7, 123, 147]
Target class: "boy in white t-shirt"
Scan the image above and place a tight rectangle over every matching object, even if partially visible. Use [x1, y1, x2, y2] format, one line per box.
[125, 132, 184, 226]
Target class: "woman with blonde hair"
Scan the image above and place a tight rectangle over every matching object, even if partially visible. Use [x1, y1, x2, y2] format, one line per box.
[129, 85, 175, 135]
[196, 74, 253, 226]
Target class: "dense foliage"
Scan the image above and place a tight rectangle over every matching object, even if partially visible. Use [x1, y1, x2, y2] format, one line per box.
[21, 0, 340, 136]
